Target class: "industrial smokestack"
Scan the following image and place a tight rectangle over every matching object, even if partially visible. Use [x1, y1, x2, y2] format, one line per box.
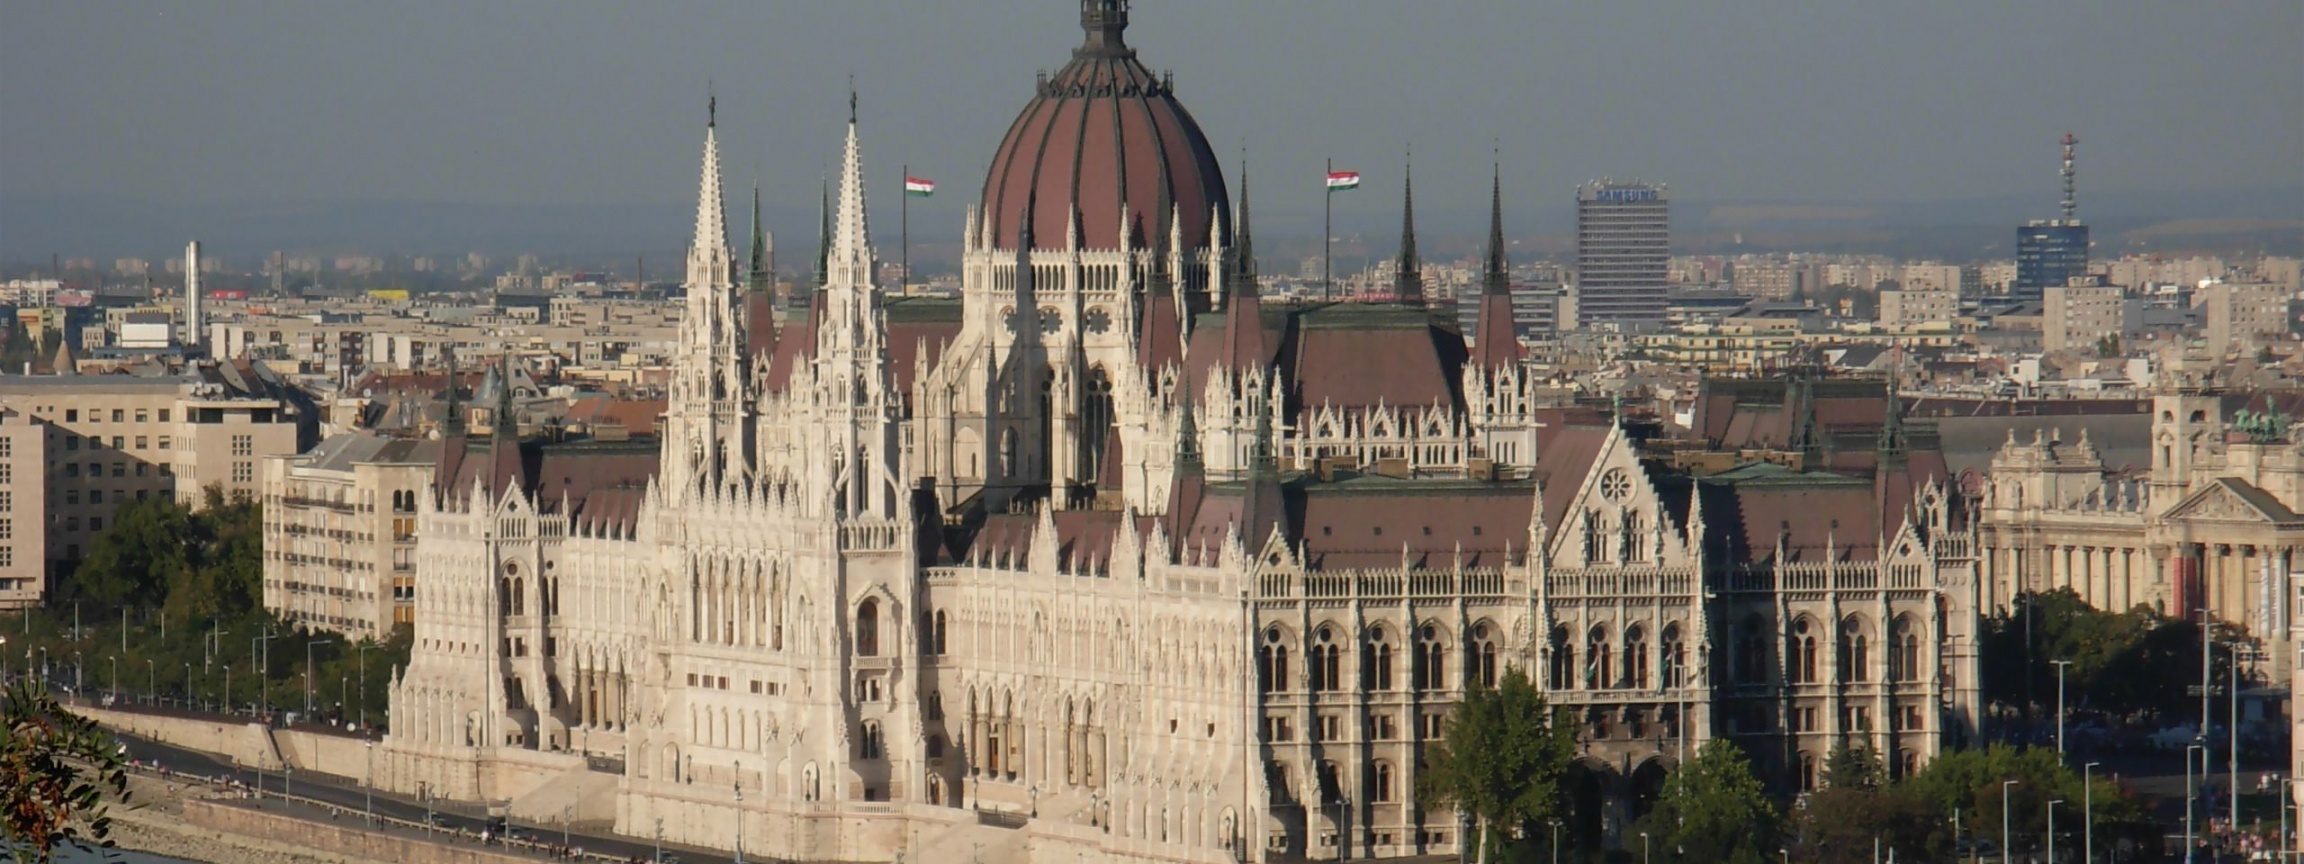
[184, 241, 203, 355]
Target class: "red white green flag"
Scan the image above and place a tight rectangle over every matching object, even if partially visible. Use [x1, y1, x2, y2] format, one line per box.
[905, 177, 936, 197]
[1325, 170, 1361, 191]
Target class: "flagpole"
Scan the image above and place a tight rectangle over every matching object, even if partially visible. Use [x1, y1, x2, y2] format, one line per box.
[901, 162, 909, 292]
[1323, 156, 1333, 301]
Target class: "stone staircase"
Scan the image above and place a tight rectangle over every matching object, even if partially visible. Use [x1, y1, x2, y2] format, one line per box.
[507, 764, 619, 825]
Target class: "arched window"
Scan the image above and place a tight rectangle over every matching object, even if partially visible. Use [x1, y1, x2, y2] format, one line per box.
[511, 577, 525, 616]
[1838, 615, 1869, 683]
[1371, 761, 1395, 803]
[1660, 623, 1685, 689]
[1548, 626, 1576, 690]
[1624, 624, 1650, 690]
[926, 734, 945, 758]
[857, 721, 883, 760]
[1258, 627, 1289, 693]
[856, 599, 880, 657]
[1469, 622, 1499, 689]
[1412, 624, 1447, 691]
[1311, 625, 1341, 692]
[1587, 626, 1613, 689]
[1893, 616, 1921, 682]
[1791, 618, 1819, 684]
[1080, 367, 1116, 482]
[1363, 625, 1395, 691]
[933, 610, 949, 656]
[1799, 752, 1819, 792]
[1735, 615, 1770, 685]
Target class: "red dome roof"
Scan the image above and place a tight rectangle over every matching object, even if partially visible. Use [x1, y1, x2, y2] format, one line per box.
[981, 2, 1230, 253]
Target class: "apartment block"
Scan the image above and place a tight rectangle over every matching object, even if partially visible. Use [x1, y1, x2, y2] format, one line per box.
[0, 360, 311, 603]
[0, 408, 49, 609]
[262, 433, 440, 640]
[1877, 287, 1958, 329]
[2043, 282, 2127, 355]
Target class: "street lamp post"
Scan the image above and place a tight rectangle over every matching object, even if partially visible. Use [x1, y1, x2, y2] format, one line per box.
[304, 638, 334, 718]
[107, 655, 117, 702]
[2046, 799, 2062, 864]
[145, 658, 154, 705]
[1550, 818, 1562, 864]
[2083, 762, 2100, 864]
[364, 740, 375, 825]
[356, 642, 371, 731]
[2050, 659, 2072, 754]
[2186, 744, 2207, 858]
[253, 631, 277, 720]
[735, 759, 745, 864]
[2002, 779, 2019, 864]
[1641, 830, 1651, 864]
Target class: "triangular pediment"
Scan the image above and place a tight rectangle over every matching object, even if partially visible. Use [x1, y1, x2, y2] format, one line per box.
[2164, 478, 2302, 525]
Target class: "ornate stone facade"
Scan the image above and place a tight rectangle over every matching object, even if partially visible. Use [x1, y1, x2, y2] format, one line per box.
[378, 5, 1990, 861]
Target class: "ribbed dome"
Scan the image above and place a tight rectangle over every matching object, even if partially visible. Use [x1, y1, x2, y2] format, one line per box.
[981, 1, 1230, 253]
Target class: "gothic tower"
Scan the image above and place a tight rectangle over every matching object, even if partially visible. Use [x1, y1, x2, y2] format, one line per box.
[663, 99, 754, 495]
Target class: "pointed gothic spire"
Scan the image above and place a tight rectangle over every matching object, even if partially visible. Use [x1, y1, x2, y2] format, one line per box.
[1234, 152, 1256, 287]
[1393, 159, 1424, 306]
[747, 181, 770, 293]
[441, 349, 464, 438]
[688, 100, 733, 291]
[1484, 162, 1509, 298]
[814, 181, 832, 288]
[1471, 162, 1522, 370]
[829, 110, 871, 290]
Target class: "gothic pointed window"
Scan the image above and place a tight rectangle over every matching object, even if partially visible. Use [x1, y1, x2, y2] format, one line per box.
[856, 599, 880, 657]
[1893, 616, 1921, 682]
[1791, 618, 1819, 684]
[1624, 624, 1650, 690]
[1660, 623, 1686, 689]
[1548, 626, 1575, 690]
[1586, 625, 1613, 689]
[1363, 625, 1394, 691]
[1469, 622, 1499, 689]
[1080, 367, 1116, 484]
[1258, 627, 1289, 693]
[1839, 615, 1869, 683]
[1412, 624, 1447, 691]
[1310, 625, 1341, 692]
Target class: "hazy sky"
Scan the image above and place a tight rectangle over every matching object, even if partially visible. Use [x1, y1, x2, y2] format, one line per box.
[4, 0, 2299, 244]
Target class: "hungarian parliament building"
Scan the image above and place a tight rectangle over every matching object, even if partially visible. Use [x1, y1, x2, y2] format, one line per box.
[374, 3, 2302, 862]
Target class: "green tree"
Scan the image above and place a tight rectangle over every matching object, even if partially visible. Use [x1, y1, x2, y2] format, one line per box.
[1, 678, 133, 863]
[1632, 739, 1781, 864]
[1417, 666, 1577, 862]
[66, 496, 195, 608]
[1792, 745, 1947, 863]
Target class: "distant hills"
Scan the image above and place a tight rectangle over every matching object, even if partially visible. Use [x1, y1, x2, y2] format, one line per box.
[3, 185, 2296, 273]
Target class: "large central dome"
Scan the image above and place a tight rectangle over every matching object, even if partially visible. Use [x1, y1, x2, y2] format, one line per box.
[981, 0, 1230, 253]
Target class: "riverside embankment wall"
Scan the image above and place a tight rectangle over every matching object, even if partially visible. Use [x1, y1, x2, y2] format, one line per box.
[184, 799, 544, 864]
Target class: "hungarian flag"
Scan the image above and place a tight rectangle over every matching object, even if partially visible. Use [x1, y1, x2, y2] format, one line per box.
[1325, 170, 1361, 192]
[905, 177, 936, 197]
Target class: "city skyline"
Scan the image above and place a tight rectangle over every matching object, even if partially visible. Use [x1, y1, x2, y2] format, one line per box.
[4, 1, 2301, 261]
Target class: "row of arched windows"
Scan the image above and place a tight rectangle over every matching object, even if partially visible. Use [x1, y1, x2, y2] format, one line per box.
[1736, 613, 1927, 686]
[1257, 621, 1501, 694]
[1547, 623, 1685, 691]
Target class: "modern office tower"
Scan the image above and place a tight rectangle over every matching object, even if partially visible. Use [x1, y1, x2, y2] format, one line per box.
[2014, 134, 2089, 301]
[1574, 179, 1669, 327]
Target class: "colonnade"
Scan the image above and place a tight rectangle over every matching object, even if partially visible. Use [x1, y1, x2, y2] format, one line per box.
[962, 696, 1108, 797]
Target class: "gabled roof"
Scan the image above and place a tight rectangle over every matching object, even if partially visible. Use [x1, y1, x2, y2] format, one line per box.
[2166, 477, 2304, 525]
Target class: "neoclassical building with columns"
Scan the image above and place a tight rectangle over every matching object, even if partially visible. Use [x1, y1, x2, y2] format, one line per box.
[1973, 358, 2304, 682]
[376, 4, 1991, 861]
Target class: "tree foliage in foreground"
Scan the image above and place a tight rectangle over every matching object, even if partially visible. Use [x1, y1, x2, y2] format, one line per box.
[1632, 738, 1782, 864]
[1417, 666, 1578, 861]
[1, 678, 132, 864]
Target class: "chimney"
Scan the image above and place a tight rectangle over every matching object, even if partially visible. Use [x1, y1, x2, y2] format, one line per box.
[184, 241, 203, 355]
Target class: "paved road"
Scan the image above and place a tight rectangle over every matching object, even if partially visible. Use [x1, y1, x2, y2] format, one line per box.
[118, 732, 763, 864]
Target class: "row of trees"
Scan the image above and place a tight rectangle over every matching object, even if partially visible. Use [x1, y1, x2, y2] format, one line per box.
[7, 491, 409, 729]
[1981, 588, 2249, 724]
[1419, 667, 2150, 862]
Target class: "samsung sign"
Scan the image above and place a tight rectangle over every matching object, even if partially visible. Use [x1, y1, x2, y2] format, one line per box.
[1589, 188, 1660, 203]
